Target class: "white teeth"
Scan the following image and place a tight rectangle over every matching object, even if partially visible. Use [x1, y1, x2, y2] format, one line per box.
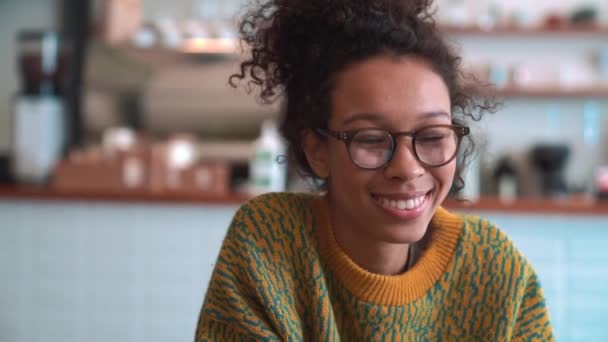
[406, 199, 415, 209]
[377, 195, 426, 210]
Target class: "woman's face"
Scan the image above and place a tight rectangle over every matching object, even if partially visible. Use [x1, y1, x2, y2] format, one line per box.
[312, 55, 455, 244]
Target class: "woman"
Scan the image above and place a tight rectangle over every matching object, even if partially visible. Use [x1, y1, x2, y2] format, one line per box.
[195, 0, 555, 340]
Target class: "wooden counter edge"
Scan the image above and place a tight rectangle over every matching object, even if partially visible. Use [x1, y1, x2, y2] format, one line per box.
[443, 196, 608, 216]
[1, 185, 608, 215]
[0, 184, 249, 206]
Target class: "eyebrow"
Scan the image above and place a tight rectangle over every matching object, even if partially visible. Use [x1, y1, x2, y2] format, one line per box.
[341, 111, 450, 126]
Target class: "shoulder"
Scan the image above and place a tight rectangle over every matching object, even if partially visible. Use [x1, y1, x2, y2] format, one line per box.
[458, 213, 532, 274]
[462, 214, 521, 252]
[444, 212, 542, 305]
[232, 192, 315, 224]
[227, 192, 318, 247]
[240, 191, 315, 212]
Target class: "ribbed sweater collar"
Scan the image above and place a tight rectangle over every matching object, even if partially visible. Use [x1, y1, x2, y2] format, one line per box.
[313, 195, 463, 306]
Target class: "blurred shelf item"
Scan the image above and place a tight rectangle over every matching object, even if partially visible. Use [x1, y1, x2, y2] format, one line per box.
[181, 37, 239, 55]
[102, 16, 243, 68]
[441, 24, 608, 36]
[444, 196, 608, 215]
[50, 131, 233, 196]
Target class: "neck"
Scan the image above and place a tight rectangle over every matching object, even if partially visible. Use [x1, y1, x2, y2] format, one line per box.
[330, 212, 412, 276]
[314, 194, 464, 305]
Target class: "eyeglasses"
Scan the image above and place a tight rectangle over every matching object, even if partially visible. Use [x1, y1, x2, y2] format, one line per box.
[316, 124, 470, 169]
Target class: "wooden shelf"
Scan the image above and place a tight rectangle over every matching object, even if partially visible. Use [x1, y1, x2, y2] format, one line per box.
[441, 25, 608, 36]
[115, 40, 241, 68]
[493, 86, 608, 99]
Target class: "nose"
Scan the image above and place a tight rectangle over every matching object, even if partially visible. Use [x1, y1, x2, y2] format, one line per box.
[382, 139, 425, 181]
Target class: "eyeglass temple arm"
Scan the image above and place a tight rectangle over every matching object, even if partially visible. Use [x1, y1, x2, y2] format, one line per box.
[315, 128, 343, 140]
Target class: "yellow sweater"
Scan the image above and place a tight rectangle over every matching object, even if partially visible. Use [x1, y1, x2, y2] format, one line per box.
[195, 193, 554, 341]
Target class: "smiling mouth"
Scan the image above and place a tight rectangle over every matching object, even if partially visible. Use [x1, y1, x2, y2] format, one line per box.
[372, 192, 430, 211]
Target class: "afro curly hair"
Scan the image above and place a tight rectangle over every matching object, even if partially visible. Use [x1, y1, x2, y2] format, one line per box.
[230, 0, 496, 193]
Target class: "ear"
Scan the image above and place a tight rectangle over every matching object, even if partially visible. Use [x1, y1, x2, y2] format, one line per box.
[301, 129, 330, 178]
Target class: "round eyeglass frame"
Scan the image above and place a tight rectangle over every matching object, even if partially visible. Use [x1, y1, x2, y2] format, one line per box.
[316, 124, 470, 169]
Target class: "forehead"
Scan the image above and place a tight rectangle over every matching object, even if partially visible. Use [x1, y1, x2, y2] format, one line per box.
[329, 55, 451, 126]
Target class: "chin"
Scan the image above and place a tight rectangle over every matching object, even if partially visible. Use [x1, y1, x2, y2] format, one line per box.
[376, 222, 429, 244]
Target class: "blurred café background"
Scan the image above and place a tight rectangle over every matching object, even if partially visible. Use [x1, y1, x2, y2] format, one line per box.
[1, 0, 607, 341]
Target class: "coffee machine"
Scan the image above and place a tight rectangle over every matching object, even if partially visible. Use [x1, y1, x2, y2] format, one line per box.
[530, 144, 570, 197]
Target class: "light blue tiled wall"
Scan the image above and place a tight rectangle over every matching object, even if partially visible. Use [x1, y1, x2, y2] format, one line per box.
[0, 199, 238, 342]
[0, 200, 607, 341]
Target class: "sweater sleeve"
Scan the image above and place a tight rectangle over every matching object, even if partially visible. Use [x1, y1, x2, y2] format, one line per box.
[511, 265, 555, 341]
[196, 315, 259, 341]
[194, 205, 281, 342]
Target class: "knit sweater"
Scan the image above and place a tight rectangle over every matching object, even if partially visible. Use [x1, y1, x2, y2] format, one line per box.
[195, 192, 554, 341]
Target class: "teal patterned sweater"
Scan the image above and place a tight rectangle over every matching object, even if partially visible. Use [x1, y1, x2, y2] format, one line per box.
[195, 192, 554, 341]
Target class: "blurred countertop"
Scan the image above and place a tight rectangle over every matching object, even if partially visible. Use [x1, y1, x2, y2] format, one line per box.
[443, 196, 608, 216]
[0, 184, 248, 206]
[1, 184, 608, 215]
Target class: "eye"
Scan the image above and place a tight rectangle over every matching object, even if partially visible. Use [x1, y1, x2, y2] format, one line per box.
[415, 127, 454, 145]
[352, 131, 390, 146]
[417, 134, 447, 142]
[357, 135, 385, 144]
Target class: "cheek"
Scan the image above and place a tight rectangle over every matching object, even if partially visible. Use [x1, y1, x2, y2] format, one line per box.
[328, 144, 354, 176]
[447, 161, 457, 179]
[327, 147, 372, 192]
[433, 162, 457, 188]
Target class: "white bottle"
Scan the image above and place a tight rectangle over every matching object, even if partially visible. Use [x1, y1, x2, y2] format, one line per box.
[13, 96, 65, 184]
[249, 120, 287, 195]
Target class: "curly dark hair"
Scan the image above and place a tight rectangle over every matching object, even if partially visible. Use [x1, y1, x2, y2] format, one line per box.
[229, 0, 496, 194]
